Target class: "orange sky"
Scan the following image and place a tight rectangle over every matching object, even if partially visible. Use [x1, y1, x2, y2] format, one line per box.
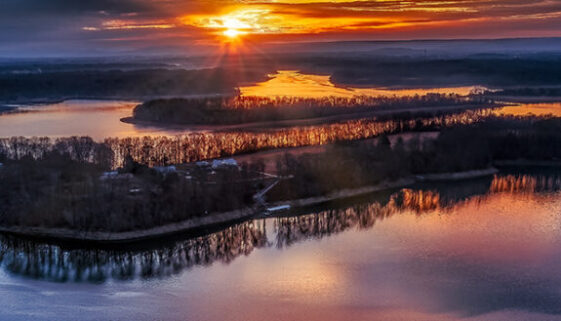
[79, 0, 561, 43]
[3, 0, 561, 55]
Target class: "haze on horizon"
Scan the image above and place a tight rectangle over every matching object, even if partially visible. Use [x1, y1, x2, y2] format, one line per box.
[2, 0, 561, 57]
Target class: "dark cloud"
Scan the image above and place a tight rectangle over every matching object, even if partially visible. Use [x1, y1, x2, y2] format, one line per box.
[0, 0, 154, 16]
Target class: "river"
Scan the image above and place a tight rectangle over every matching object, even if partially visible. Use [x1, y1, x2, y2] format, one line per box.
[3, 172, 561, 320]
[0, 100, 192, 140]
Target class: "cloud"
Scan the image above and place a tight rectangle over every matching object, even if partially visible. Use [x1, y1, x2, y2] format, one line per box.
[2, 0, 561, 55]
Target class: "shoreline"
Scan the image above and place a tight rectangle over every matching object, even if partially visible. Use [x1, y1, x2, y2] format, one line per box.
[415, 167, 499, 182]
[0, 167, 498, 244]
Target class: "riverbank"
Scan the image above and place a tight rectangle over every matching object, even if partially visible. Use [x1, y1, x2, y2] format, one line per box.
[415, 167, 499, 182]
[0, 167, 498, 244]
[0, 207, 256, 244]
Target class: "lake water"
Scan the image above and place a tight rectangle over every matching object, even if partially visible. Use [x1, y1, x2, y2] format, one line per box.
[0, 100, 192, 140]
[494, 102, 561, 117]
[240, 70, 485, 98]
[3, 172, 561, 320]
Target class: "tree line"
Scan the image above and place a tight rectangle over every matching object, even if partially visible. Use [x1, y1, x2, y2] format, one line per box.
[268, 116, 561, 201]
[133, 93, 487, 125]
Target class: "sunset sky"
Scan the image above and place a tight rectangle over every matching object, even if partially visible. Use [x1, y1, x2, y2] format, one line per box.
[2, 0, 561, 56]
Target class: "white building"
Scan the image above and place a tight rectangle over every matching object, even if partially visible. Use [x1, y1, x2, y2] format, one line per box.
[211, 158, 238, 169]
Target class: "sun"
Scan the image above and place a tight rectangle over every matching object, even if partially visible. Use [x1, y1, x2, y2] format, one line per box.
[223, 28, 242, 38]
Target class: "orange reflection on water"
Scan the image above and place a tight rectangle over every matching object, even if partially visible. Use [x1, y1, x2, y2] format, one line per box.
[493, 103, 561, 117]
[387, 188, 561, 265]
[240, 70, 483, 98]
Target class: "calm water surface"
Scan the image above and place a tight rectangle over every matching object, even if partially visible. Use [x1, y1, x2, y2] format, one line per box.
[240, 70, 486, 98]
[494, 102, 561, 117]
[3, 173, 561, 320]
[0, 100, 192, 140]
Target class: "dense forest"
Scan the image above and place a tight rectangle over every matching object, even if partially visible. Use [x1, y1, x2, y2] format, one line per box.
[0, 152, 263, 232]
[0, 67, 265, 103]
[2, 116, 561, 233]
[133, 94, 487, 125]
[268, 117, 561, 200]
[323, 57, 561, 87]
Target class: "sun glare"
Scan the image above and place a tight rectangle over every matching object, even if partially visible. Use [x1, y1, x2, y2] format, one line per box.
[223, 28, 242, 38]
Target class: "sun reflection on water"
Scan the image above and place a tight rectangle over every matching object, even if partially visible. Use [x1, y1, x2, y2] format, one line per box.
[493, 103, 561, 117]
[240, 70, 484, 98]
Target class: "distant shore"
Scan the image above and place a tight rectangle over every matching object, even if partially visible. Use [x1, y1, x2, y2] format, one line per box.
[0, 167, 498, 244]
[0, 94, 229, 106]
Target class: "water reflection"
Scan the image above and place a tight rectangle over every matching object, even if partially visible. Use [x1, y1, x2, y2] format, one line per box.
[493, 102, 561, 117]
[0, 100, 192, 140]
[273, 173, 561, 248]
[240, 70, 485, 98]
[2, 172, 561, 284]
[0, 221, 268, 282]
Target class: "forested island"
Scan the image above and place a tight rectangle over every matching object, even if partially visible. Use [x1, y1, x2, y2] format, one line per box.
[2, 115, 561, 240]
[131, 94, 491, 125]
